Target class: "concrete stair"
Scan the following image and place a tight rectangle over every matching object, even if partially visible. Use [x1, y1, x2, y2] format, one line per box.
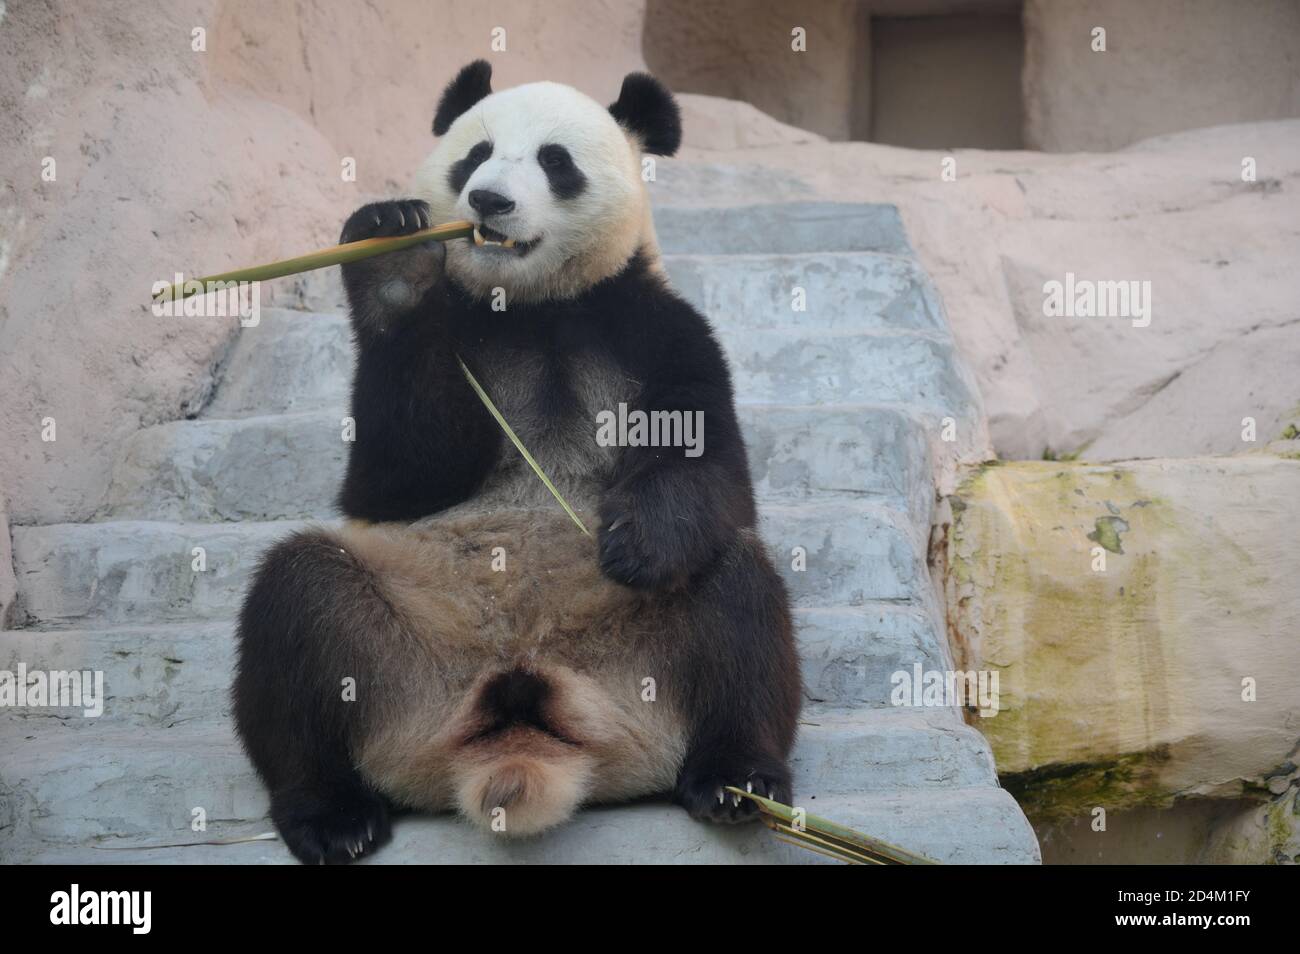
[0, 203, 1039, 864]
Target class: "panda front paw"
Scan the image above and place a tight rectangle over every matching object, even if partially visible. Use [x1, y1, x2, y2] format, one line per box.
[597, 478, 729, 589]
[341, 199, 434, 244]
[597, 492, 694, 590]
[674, 759, 792, 825]
[597, 506, 675, 589]
[270, 782, 393, 865]
[340, 200, 446, 329]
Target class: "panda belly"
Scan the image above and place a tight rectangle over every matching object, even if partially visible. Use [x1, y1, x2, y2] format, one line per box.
[336, 509, 689, 833]
[323, 345, 692, 834]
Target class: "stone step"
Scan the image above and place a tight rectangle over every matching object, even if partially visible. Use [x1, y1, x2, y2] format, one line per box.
[798, 606, 952, 708]
[0, 706, 1007, 858]
[0, 604, 949, 727]
[10, 520, 301, 629]
[724, 328, 969, 412]
[205, 310, 351, 418]
[204, 302, 969, 420]
[100, 405, 933, 523]
[11, 502, 927, 628]
[6, 785, 1038, 865]
[664, 252, 945, 334]
[654, 202, 912, 257]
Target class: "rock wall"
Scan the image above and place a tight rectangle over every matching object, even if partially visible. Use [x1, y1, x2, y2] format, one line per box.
[643, 0, 862, 141]
[1024, 0, 1300, 152]
[938, 450, 1300, 838]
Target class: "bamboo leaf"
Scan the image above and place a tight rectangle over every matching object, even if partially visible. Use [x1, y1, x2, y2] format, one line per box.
[457, 356, 592, 537]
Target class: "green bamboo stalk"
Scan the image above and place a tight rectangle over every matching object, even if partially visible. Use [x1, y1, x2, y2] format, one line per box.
[457, 356, 593, 537]
[725, 786, 940, 865]
[153, 219, 475, 302]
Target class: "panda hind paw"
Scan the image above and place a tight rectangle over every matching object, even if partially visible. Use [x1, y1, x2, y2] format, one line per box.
[271, 783, 393, 865]
[674, 765, 792, 825]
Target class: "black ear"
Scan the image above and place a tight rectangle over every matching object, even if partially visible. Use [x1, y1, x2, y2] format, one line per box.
[433, 60, 493, 136]
[608, 72, 681, 156]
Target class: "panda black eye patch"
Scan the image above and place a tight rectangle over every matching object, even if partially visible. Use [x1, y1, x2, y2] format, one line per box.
[537, 144, 587, 200]
[447, 140, 493, 194]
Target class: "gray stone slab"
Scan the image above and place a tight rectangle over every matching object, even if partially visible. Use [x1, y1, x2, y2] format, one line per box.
[204, 309, 352, 418]
[664, 252, 945, 334]
[760, 501, 927, 608]
[798, 605, 954, 709]
[9, 520, 314, 628]
[654, 203, 912, 256]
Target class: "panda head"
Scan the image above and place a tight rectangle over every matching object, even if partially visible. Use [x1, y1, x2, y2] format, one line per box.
[413, 60, 681, 304]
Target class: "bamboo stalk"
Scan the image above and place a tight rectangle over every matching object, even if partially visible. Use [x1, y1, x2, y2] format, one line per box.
[153, 219, 475, 302]
[725, 786, 940, 865]
[770, 823, 876, 864]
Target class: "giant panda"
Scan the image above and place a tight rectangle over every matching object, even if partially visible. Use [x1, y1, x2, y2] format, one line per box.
[233, 60, 801, 864]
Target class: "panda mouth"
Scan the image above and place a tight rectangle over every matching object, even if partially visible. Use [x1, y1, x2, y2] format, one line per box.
[472, 224, 538, 256]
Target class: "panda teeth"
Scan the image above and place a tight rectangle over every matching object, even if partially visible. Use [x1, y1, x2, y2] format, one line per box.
[474, 226, 519, 250]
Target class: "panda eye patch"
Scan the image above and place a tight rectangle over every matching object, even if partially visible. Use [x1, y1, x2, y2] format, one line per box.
[537, 144, 587, 200]
[538, 145, 571, 169]
[447, 139, 493, 194]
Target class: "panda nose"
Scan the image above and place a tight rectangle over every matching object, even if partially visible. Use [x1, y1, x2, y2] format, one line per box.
[468, 189, 516, 217]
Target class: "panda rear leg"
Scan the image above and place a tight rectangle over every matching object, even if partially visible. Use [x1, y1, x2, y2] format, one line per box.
[671, 537, 802, 824]
[234, 529, 414, 864]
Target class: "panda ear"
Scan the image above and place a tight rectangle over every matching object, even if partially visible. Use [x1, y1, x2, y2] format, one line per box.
[608, 73, 681, 156]
[433, 60, 493, 136]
